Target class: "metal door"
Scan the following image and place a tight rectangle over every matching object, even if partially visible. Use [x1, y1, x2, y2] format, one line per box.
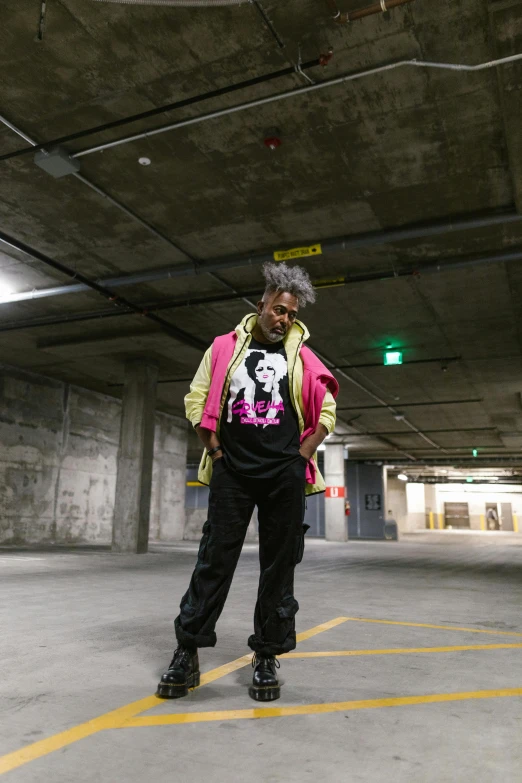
[444, 502, 470, 528]
[501, 502, 514, 531]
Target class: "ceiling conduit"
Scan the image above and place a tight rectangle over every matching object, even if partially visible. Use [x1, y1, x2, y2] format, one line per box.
[92, 0, 245, 5]
[0, 55, 332, 164]
[324, 0, 415, 24]
[1, 210, 521, 304]
[70, 52, 522, 159]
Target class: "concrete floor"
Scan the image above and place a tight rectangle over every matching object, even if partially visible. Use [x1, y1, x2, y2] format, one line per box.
[2, 537, 522, 782]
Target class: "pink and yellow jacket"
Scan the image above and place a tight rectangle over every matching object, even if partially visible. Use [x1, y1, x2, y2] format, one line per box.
[185, 314, 338, 495]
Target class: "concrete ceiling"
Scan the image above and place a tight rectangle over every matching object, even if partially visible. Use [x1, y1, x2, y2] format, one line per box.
[2, 0, 522, 467]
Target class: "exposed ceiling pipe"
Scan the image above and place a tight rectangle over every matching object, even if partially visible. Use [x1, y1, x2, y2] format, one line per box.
[2, 238, 522, 326]
[324, 0, 415, 24]
[0, 54, 332, 164]
[0, 114, 420, 460]
[92, 0, 245, 5]
[358, 458, 522, 465]
[71, 52, 522, 158]
[0, 112, 200, 278]
[2, 209, 520, 305]
[0, 229, 207, 352]
[338, 399, 483, 410]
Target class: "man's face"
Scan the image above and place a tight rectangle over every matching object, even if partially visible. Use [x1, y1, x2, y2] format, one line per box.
[256, 291, 299, 343]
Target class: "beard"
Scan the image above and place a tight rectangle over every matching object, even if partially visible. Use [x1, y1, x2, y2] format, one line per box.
[259, 321, 285, 343]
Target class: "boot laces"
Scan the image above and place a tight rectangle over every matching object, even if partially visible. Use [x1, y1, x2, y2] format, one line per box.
[169, 645, 191, 669]
[252, 653, 280, 671]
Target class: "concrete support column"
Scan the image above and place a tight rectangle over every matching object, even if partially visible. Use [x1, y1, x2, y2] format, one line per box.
[113, 360, 159, 553]
[324, 443, 348, 542]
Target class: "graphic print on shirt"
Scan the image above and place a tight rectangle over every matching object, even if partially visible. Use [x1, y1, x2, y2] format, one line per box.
[227, 349, 288, 428]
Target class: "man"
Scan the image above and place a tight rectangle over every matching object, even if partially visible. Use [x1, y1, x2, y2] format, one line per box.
[157, 262, 338, 702]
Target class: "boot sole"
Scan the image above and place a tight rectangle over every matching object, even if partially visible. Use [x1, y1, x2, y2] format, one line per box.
[156, 672, 200, 699]
[248, 685, 280, 702]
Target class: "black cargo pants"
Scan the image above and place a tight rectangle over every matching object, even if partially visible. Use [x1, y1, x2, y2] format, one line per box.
[174, 456, 309, 656]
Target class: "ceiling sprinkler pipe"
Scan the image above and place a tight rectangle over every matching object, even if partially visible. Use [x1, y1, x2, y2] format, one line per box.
[71, 52, 522, 159]
[92, 0, 245, 5]
[325, 0, 415, 24]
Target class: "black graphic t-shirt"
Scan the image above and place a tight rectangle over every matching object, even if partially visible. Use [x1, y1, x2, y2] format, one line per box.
[220, 337, 301, 478]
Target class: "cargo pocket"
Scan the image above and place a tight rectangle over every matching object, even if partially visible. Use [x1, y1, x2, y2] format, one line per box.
[197, 519, 211, 563]
[295, 523, 311, 564]
[276, 596, 299, 620]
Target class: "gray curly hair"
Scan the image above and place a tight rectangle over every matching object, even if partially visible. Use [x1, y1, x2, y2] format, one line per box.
[262, 262, 316, 307]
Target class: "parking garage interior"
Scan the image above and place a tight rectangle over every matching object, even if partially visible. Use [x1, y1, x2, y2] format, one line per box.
[2, 0, 522, 780]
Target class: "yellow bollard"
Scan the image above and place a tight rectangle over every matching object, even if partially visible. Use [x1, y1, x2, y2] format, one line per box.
[480, 514, 485, 531]
[439, 513, 444, 530]
[429, 512, 434, 530]
[514, 515, 519, 533]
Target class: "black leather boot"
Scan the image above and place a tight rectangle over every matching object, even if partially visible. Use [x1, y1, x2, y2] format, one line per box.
[156, 645, 200, 699]
[249, 654, 281, 702]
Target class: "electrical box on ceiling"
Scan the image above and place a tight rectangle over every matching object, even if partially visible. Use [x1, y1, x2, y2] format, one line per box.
[34, 147, 81, 178]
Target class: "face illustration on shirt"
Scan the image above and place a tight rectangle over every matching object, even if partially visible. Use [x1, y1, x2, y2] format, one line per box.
[226, 347, 288, 426]
[254, 359, 276, 392]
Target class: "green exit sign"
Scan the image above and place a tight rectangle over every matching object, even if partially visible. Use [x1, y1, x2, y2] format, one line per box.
[384, 351, 403, 366]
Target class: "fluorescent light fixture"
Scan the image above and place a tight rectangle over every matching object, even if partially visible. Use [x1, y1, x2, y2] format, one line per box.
[0, 281, 13, 303]
[489, 476, 499, 481]
[397, 473, 408, 481]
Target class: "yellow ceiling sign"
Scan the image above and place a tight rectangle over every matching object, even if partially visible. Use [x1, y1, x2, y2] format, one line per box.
[273, 243, 322, 262]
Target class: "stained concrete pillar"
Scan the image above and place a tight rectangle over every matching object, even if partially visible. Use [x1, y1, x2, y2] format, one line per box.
[112, 360, 159, 553]
[324, 443, 348, 542]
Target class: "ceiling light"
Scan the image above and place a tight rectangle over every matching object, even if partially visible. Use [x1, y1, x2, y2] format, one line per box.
[489, 477, 499, 481]
[138, 157, 151, 166]
[397, 473, 408, 481]
[0, 281, 13, 303]
[439, 469, 448, 474]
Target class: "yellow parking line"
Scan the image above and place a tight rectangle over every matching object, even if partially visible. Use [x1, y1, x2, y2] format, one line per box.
[341, 617, 522, 637]
[282, 643, 522, 658]
[0, 694, 160, 777]
[295, 616, 349, 642]
[0, 617, 347, 776]
[123, 687, 522, 728]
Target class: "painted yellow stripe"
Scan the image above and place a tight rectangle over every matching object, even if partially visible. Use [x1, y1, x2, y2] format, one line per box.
[0, 617, 347, 776]
[186, 481, 204, 487]
[282, 643, 522, 658]
[341, 617, 522, 637]
[122, 688, 522, 728]
[295, 616, 348, 642]
[0, 694, 160, 776]
[514, 514, 519, 533]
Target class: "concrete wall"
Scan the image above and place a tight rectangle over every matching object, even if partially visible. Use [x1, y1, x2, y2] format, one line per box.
[385, 472, 522, 533]
[0, 364, 187, 545]
[149, 412, 188, 542]
[386, 477, 408, 531]
[436, 485, 522, 530]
